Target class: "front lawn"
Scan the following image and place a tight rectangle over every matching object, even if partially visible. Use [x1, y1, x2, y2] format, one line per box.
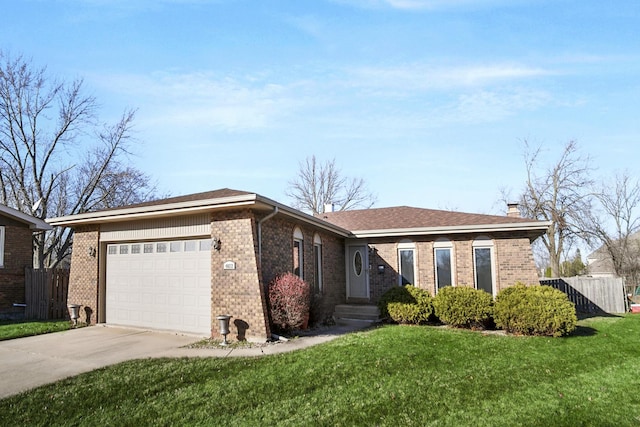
[1, 315, 640, 426]
[0, 320, 71, 341]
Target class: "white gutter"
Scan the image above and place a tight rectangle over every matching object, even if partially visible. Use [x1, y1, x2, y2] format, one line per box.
[350, 221, 552, 238]
[46, 194, 259, 226]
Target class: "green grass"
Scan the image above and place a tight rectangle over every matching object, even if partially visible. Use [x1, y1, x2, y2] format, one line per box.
[0, 320, 71, 341]
[2, 316, 640, 426]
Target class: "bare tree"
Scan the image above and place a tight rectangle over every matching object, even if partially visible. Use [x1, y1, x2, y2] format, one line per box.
[580, 172, 640, 286]
[0, 52, 157, 268]
[516, 140, 594, 277]
[286, 155, 376, 214]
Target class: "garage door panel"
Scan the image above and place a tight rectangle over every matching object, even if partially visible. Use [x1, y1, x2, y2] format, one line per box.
[106, 239, 212, 335]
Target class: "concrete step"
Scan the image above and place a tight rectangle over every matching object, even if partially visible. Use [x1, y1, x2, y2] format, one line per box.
[333, 304, 381, 323]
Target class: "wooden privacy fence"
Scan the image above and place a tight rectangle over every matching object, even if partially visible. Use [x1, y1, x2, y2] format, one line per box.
[25, 268, 70, 320]
[541, 277, 626, 314]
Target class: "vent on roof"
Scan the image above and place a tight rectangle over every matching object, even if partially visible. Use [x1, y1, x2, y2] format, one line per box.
[324, 203, 335, 213]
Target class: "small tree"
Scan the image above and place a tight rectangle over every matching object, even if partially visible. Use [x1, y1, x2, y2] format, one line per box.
[286, 155, 376, 214]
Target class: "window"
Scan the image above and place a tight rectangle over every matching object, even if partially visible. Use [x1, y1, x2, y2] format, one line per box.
[293, 227, 304, 279]
[170, 241, 182, 252]
[119, 245, 128, 255]
[199, 239, 212, 251]
[313, 234, 323, 293]
[473, 237, 495, 295]
[108, 245, 117, 255]
[143, 243, 154, 254]
[0, 226, 5, 268]
[398, 241, 416, 286]
[131, 244, 141, 254]
[434, 239, 454, 291]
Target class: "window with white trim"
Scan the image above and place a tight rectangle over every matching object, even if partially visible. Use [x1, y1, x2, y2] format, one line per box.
[434, 239, 454, 291]
[0, 226, 5, 268]
[313, 233, 323, 293]
[398, 241, 416, 286]
[473, 237, 495, 295]
[293, 227, 304, 279]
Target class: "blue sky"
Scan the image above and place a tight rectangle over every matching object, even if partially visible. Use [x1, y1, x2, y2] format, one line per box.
[2, 0, 639, 215]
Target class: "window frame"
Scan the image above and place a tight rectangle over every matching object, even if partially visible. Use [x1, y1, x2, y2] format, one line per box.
[313, 233, 323, 294]
[0, 226, 5, 268]
[397, 241, 417, 286]
[472, 237, 496, 296]
[434, 239, 454, 292]
[293, 227, 304, 279]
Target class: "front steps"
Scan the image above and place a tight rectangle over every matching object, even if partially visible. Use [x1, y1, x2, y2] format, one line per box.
[333, 304, 381, 326]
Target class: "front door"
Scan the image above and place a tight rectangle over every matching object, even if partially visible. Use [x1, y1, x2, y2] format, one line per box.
[347, 245, 368, 299]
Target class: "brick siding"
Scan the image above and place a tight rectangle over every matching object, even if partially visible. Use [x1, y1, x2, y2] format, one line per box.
[0, 216, 34, 317]
[365, 233, 540, 302]
[260, 215, 346, 325]
[211, 210, 270, 341]
[67, 226, 100, 324]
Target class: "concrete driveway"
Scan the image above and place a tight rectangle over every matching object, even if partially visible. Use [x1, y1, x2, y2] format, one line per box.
[0, 325, 200, 399]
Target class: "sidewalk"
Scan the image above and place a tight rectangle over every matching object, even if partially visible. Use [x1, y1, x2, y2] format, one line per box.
[164, 322, 375, 358]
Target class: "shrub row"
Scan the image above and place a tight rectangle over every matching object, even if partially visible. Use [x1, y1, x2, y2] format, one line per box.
[378, 284, 577, 337]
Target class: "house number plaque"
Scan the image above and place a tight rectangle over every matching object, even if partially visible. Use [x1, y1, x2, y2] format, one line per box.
[223, 261, 236, 270]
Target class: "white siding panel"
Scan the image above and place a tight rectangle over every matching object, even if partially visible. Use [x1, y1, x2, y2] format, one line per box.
[101, 214, 210, 242]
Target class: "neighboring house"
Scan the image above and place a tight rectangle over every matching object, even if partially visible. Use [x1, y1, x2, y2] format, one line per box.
[0, 204, 52, 319]
[587, 231, 640, 286]
[47, 189, 549, 341]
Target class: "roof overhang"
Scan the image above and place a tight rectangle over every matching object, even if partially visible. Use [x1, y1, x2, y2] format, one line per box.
[0, 204, 52, 231]
[349, 221, 552, 238]
[46, 193, 352, 238]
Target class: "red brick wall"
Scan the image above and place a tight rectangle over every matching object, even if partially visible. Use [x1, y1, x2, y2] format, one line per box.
[260, 215, 346, 325]
[67, 226, 100, 324]
[365, 233, 540, 302]
[0, 217, 34, 317]
[211, 210, 270, 341]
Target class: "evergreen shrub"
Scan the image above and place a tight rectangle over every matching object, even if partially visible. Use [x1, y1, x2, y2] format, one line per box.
[378, 285, 433, 324]
[494, 284, 577, 337]
[433, 286, 494, 329]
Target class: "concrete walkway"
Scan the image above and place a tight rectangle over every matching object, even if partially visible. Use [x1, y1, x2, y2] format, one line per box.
[0, 322, 370, 399]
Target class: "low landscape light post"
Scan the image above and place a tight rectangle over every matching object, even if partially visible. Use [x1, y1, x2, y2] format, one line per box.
[68, 304, 81, 326]
[217, 315, 232, 346]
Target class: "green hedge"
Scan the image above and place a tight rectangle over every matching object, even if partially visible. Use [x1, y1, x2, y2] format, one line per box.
[378, 285, 433, 324]
[494, 284, 577, 337]
[433, 286, 494, 329]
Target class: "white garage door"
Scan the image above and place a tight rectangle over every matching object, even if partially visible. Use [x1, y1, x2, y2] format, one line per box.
[106, 239, 212, 335]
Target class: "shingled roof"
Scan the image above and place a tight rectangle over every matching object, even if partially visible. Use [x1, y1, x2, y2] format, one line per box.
[318, 206, 549, 237]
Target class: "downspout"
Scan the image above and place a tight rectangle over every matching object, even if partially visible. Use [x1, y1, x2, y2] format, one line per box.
[257, 206, 278, 267]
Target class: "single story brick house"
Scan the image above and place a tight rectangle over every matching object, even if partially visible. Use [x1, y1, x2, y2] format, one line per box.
[47, 189, 549, 341]
[0, 204, 52, 319]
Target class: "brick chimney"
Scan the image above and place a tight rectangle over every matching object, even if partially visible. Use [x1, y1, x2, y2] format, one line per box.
[507, 203, 521, 218]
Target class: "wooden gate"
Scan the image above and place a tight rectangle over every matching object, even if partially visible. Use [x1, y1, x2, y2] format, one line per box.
[25, 268, 70, 320]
